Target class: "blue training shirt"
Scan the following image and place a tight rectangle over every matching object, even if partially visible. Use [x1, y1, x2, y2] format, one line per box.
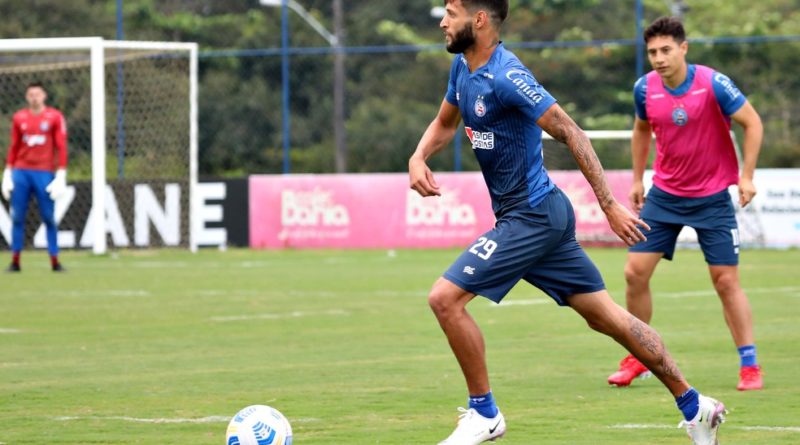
[445, 43, 557, 217]
[633, 64, 747, 120]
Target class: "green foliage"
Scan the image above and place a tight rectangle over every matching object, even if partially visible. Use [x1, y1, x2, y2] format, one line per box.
[0, 0, 798, 173]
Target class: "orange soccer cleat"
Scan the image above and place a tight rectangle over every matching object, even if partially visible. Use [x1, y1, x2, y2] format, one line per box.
[608, 354, 651, 387]
[737, 365, 763, 391]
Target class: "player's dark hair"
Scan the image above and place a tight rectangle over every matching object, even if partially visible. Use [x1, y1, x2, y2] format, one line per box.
[26, 81, 47, 93]
[446, 0, 508, 27]
[644, 16, 686, 44]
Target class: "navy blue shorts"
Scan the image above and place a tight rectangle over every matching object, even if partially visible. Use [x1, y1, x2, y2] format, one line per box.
[630, 186, 740, 265]
[443, 188, 605, 306]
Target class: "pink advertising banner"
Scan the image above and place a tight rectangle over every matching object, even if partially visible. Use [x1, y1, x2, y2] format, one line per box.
[550, 170, 633, 243]
[249, 171, 634, 249]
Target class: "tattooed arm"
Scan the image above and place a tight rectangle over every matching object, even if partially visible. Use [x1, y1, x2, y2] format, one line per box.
[536, 104, 649, 246]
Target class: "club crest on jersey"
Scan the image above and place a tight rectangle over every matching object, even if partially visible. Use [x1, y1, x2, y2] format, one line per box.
[40, 121, 50, 131]
[465, 127, 494, 150]
[672, 108, 688, 126]
[473, 97, 487, 117]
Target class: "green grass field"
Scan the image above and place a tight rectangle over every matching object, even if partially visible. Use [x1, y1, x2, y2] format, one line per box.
[1, 247, 798, 444]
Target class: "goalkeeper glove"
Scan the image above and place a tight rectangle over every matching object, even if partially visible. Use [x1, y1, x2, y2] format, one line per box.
[46, 168, 67, 200]
[1, 168, 12, 201]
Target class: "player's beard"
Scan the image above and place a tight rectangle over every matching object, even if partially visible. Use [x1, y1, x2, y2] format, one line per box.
[446, 23, 476, 54]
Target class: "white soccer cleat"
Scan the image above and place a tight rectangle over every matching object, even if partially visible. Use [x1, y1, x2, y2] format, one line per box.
[678, 395, 727, 445]
[438, 407, 506, 445]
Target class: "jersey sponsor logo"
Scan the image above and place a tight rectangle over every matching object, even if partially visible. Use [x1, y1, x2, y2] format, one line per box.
[473, 97, 487, 117]
[462, 266, 475, 275]
[713, 73, 742, 101]
[465, 127, 494, 150]
[22, 134, 47, 147]
[672, 107, 688, 126]
[505, 69, 545, 106]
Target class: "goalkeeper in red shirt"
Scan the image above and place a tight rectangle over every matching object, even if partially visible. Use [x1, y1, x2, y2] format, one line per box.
[2, 82, 68, 272]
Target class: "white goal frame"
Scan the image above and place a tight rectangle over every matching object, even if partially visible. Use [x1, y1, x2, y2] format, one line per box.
[0, 37, 199, 254]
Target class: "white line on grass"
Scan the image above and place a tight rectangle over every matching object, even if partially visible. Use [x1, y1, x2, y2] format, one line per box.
[659, 286, 800, 299]
[12, 289, 151, 298]
[210, 309, 349, 322]
[0, 328, 21, 334]
[492, 286, 800, 307]
[741, 426, 800, 432]
[54, 415, 230, 424]
[53, 415, 321, 424]
[610, 423, 800, 433]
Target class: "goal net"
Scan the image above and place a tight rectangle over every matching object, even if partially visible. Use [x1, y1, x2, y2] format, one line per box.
[0, 37, 198, 254]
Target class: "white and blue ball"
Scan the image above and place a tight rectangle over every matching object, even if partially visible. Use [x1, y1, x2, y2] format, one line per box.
[226, 405, 293, 445]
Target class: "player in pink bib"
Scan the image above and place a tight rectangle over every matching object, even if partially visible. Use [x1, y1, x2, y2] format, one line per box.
[607, 17, 764, 393]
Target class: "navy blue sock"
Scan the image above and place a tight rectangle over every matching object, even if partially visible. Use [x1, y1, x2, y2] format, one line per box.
[738, 345, 758, 367]
[468, 391, 498, 418]
[675, 387, 699, 421]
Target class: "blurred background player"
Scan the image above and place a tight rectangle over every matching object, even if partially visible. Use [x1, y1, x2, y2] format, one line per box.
[411, 2, 726, 444]
[607, 16, 764, 391]
[2, 81, 68, 272]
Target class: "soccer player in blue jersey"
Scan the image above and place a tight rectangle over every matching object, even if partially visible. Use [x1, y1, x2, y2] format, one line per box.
[409, 2, 725, 444]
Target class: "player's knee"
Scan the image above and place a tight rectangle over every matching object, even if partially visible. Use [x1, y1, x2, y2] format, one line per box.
[427, 291, 446, 314]
[711, 271, 739, 296]
[428, 290, 458, 319]
[586, 315, 621, 337]
[584, 317, 606, 334]
[624, 262, 648, 288]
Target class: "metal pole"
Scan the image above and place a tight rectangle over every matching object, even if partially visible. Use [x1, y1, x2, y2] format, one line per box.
[281, 0, 291, 173]
[332, 0, 347, 173]
[635, 0, 644, 79]
[116, 0, 126, 179]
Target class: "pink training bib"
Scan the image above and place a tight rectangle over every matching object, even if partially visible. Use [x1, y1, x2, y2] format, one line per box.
[645, 65, 739, 197]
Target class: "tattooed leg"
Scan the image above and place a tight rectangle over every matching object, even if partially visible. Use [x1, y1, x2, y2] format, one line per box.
[625, 313, 688, 395]
[569, 291, 691, 397]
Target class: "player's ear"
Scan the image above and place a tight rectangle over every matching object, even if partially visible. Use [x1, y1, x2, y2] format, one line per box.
[474, 10, 488, 29]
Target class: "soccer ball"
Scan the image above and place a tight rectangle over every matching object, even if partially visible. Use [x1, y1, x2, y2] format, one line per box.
[226, 405, 293, 445]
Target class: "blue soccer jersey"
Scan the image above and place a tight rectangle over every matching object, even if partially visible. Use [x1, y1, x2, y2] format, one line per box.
[445, 43, 557, 217]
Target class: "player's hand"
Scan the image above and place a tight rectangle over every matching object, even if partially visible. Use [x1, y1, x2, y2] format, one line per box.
[605, 200, 650, 247]
[738, 177, 757, 208]
[409, 157, 440, 197]
[1, 168, 13, 201]
[46, 168, 67, 200]
[628, 180, 645, 213]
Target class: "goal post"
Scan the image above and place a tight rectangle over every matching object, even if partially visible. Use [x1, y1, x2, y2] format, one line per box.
[0, 37, 199, 254]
